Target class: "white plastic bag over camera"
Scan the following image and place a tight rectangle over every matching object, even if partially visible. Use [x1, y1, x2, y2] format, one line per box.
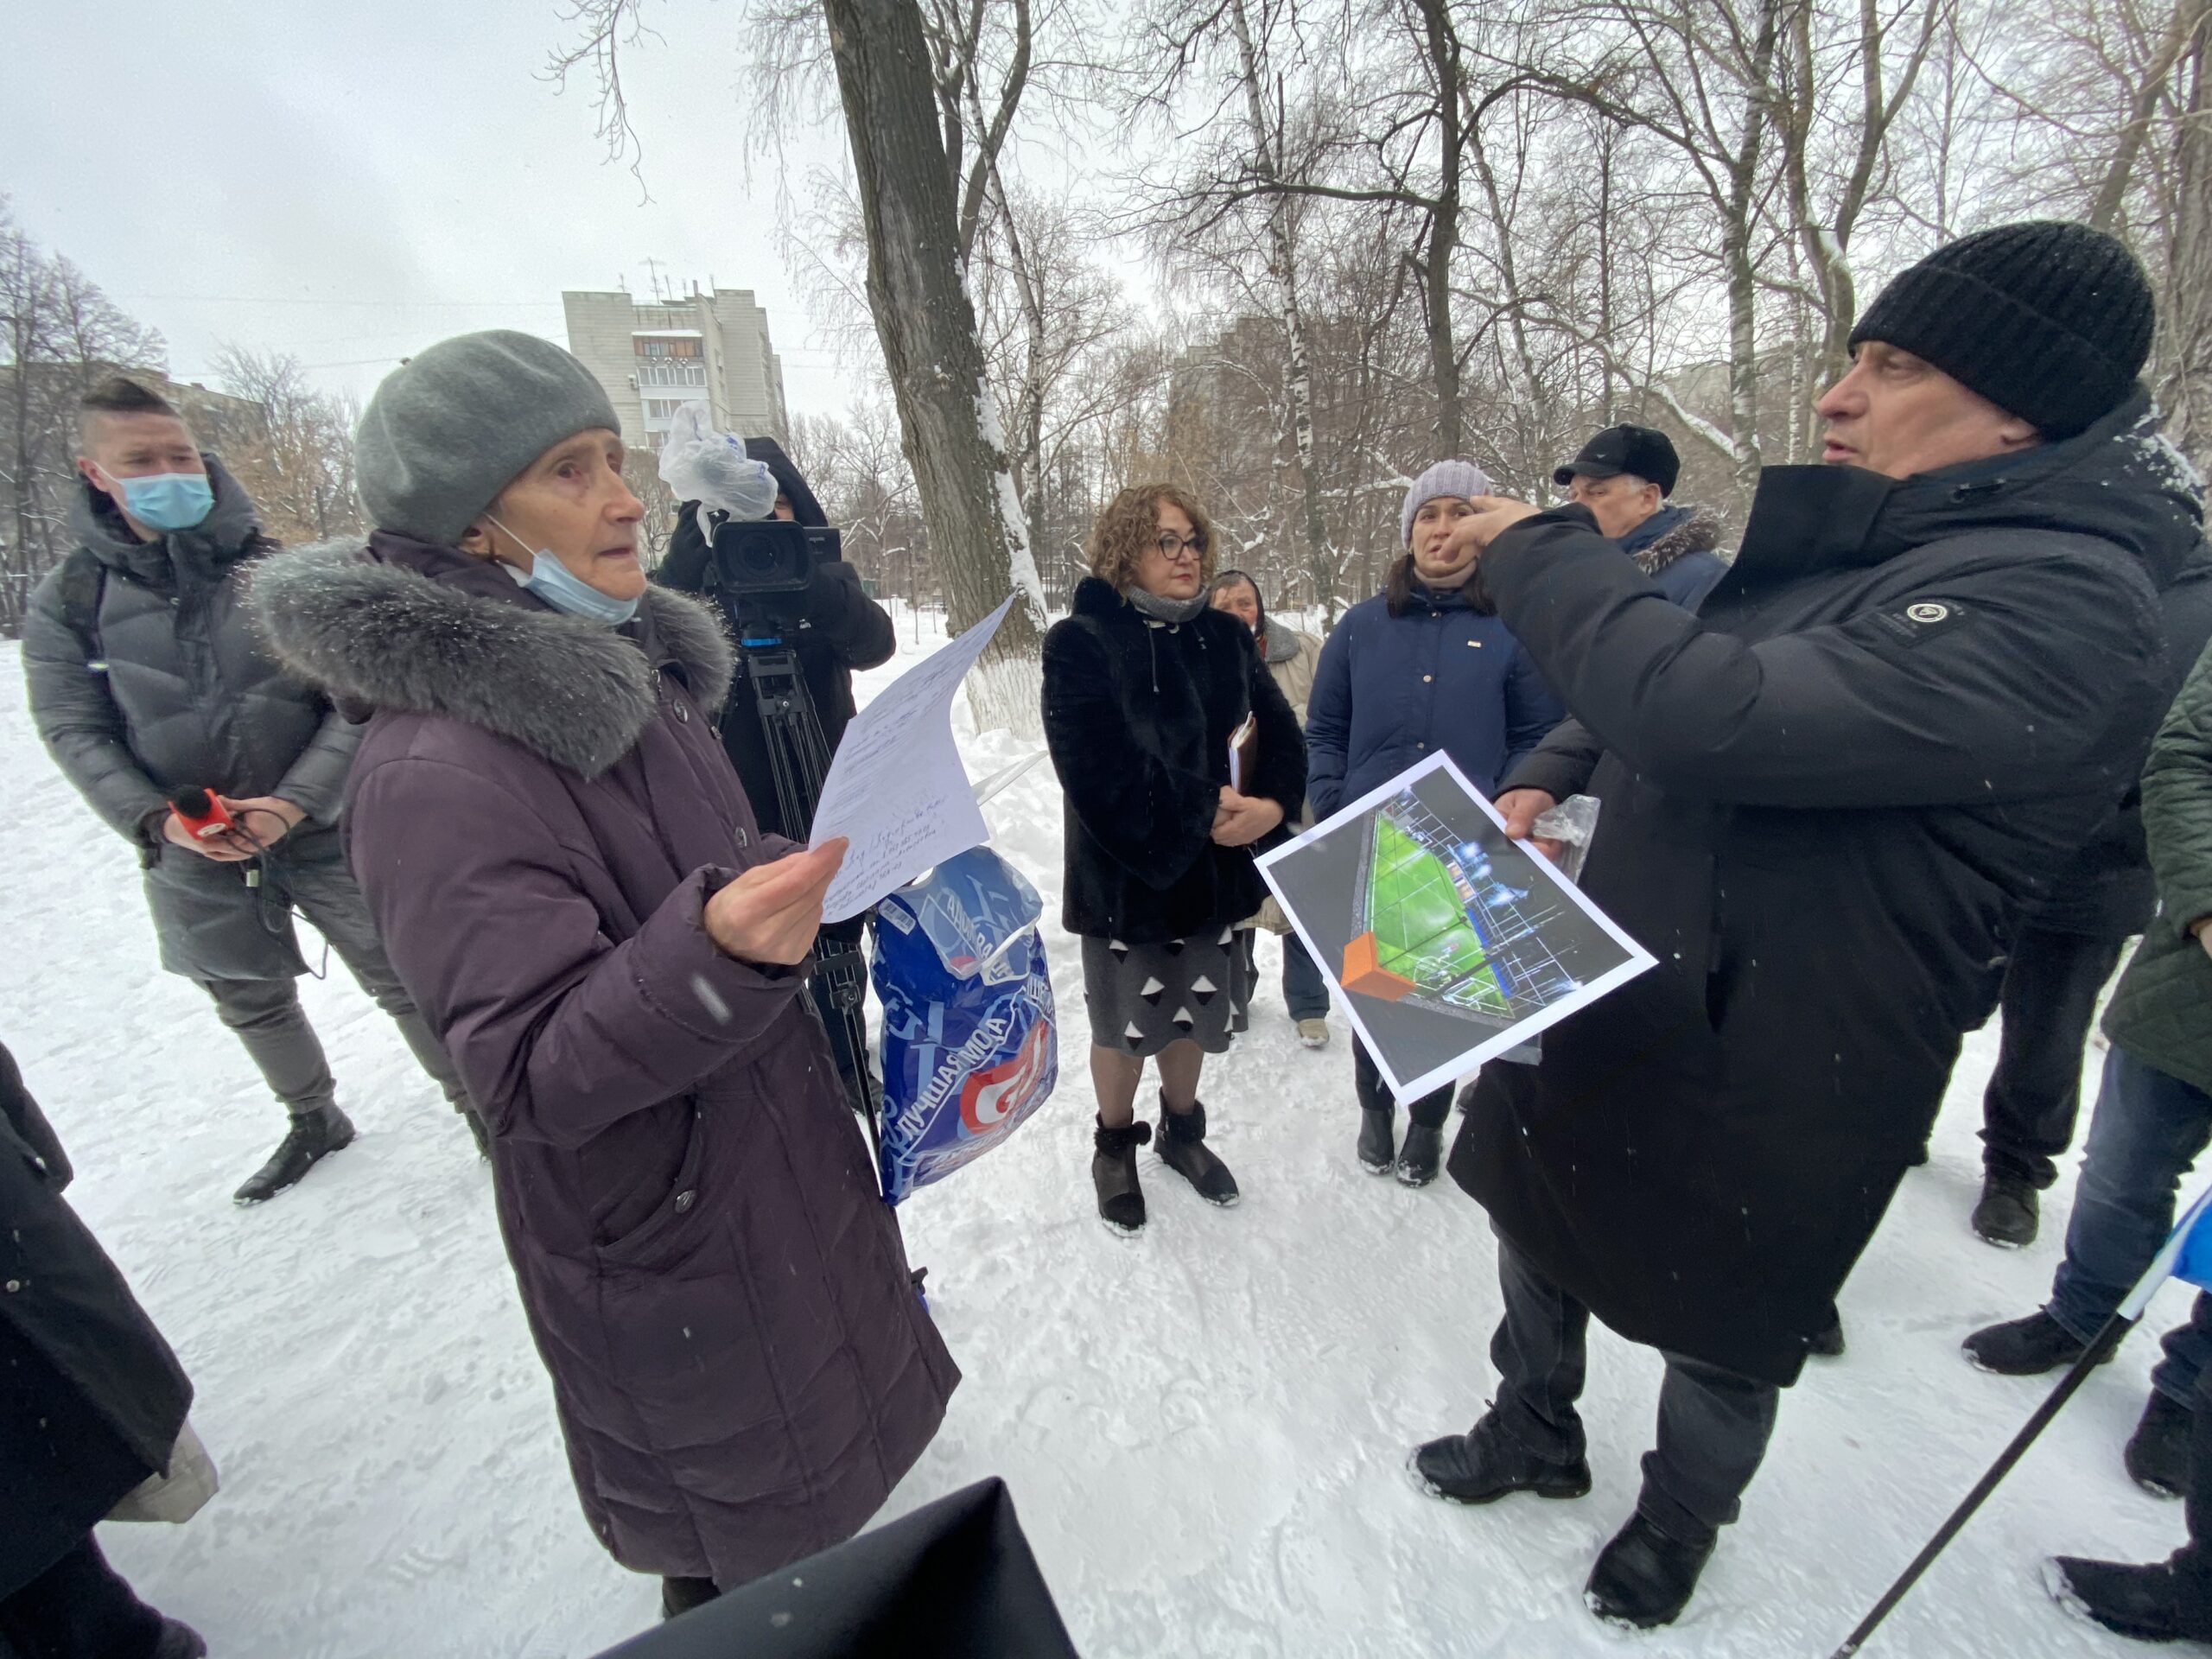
[657, 401, 778, 519]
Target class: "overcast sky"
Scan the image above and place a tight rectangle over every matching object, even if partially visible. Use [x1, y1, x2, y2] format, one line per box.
[3, 1, 865, 415]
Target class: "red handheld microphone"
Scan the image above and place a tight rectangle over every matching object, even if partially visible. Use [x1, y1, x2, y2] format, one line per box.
[169, 788, 237, 842]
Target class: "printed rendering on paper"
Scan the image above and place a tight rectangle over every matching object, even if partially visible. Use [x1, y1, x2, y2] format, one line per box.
[1259, 753, 1656, 1100]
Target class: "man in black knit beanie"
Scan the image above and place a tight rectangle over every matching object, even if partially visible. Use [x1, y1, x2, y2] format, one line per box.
[1390, 220, 2212, 1632]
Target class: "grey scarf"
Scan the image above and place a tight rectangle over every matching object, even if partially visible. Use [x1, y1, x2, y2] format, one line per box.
[1126, 586, 1209, 626]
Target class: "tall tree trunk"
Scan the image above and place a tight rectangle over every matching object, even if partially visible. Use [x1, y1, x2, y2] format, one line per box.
[823, 0, 1046, 734]
[1226, 0, 1332, 619]
[2164, 2, 2212, 467]
[1414, 0, 1465, 456]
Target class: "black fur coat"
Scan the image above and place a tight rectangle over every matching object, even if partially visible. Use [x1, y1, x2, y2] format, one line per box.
[1042, 575, 1306, 943]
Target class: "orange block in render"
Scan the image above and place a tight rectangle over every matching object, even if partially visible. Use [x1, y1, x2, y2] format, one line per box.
[1341, 931, 1415, 1001]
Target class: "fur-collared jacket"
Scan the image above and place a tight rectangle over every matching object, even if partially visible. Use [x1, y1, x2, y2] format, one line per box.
[250, 532, 957, 1588]
[1043, 575, 1306, 944]
[1618, 503, 1731, 611]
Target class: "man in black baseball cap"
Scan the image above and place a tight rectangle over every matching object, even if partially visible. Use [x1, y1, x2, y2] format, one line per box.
[1553, 424, 1726, 609]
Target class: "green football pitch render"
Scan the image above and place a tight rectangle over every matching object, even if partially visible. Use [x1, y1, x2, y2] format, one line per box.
[1365, 815, 1510, 1014]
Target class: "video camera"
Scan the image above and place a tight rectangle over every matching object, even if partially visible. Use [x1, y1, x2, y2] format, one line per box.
[703, 516, 844, 637]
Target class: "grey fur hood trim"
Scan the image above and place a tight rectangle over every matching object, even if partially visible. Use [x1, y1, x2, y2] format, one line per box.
[1635, 505, 1729, 578]
[249, 541, 734, 779]
[1262, 625, 1305, 665]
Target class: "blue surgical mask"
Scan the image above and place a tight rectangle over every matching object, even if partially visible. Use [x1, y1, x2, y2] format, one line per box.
[488, 516, 640, 627]
[112, 470, 215, 531]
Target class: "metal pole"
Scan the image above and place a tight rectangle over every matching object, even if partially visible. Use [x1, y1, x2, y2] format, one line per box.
[1827, 1311, 2130, 1657]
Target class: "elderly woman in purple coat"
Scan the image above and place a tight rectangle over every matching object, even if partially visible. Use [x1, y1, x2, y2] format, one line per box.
[253, 333, 957, 1620]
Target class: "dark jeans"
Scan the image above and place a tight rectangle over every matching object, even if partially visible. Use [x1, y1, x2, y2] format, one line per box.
[2047, 1044, 2212, 1407]
[1489, 1238, 1780, 1548]
[0, 1535, 167, 1659]
[1354, 1036, 1451, 1129]
[1981, 926, 2126, 1188]
[197, 852, 470, 1122]
[1281, 931, 1331, 1021]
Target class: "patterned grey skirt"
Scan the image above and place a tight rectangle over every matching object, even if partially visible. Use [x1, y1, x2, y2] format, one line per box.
[1079, 926, 1255, 1057]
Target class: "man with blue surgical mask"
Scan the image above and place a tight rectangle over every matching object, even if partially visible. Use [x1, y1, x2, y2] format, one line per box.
[21, 378, 479, 1204]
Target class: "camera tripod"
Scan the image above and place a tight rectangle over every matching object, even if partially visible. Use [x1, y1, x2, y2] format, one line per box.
[727, 623, 882, 1157]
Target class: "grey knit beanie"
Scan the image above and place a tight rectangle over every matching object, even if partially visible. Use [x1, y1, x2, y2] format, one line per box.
[1401, 459, 1493, 548]
[355, 330, 621, 544]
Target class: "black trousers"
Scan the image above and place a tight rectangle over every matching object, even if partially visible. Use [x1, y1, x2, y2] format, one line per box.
[0, 1535, 166, 1659]
[1981, 926, 2127, 1189]
[1353, 1037, 1452, 1129]
[1488, 1238, 1780, 1548]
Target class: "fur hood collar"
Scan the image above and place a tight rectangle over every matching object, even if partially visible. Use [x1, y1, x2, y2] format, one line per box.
[250, 537, 734, 779]
[1623, 504, 1727, 577]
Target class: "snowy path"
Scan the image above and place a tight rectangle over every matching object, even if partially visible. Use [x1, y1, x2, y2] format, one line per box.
[1, 619, 2184, 1657]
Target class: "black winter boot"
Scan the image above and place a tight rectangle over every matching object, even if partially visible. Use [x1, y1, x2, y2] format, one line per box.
[2127, 1391, 2196, 1499]
[2047, 1554, 2212, 1643]
[1156, 1097, 1238, 1205]
[233, 1104, 356, 1205]
[1586, 1511, 1716, 1630]
[1357, 1108, 1395, 1174]
[152, 1620, 209, 1659]
[1411, 1410, 1591, 1505]
[1808, 1309, 1847, 1358]
[1963, 1309, 2115, 1376]
[1092, 1116, 1152, 1234]
[1974, 1171, 2040, 1248]
[1396, 1122, 1444, 1186]
[661, 1575, 720, 1620]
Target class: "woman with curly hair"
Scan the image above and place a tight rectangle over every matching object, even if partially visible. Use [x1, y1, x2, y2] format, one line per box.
[1042, 484, 1306, 1233]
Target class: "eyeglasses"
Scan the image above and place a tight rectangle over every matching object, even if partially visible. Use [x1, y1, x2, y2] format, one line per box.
[1153, 532, 1205, 562]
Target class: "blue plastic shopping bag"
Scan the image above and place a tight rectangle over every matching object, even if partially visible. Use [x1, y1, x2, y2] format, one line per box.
[871, 846, 1058, 1204]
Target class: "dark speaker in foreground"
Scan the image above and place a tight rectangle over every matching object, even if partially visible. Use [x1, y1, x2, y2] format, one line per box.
[594, 1478, 1080, 1659]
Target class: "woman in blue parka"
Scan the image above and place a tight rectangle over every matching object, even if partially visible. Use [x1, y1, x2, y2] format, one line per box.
[1305, 460, 1567, 1184]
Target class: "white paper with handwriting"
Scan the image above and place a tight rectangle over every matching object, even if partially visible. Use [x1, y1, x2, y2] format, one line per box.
[810, 593, 1016, 923]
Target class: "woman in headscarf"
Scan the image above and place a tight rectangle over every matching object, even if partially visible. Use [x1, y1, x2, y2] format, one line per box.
[1043, 486, 1306, 1234]
[252, 332, 957, 1618]
[1304, 460, 1566, 1185]
[1209, 568, 1332, 1048]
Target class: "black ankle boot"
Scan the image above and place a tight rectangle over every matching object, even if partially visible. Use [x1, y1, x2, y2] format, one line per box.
[233, 1104, 356, 1205]
[2048, 1553, 2212, 1643]
[1412, 1411, 1591, 1505]
[1092, 1116, 1152, 1233]
[2126, 1390, 2196, 1498]
[1586, 1511, 1716, 1629]
[661, 1575, 719, 1620]
[1357, 1107, 1395, 1174]
[1973, 1170, 2040, 1248]
[1156, 1096, 1239, 1205]
[1396, 1122, 1443, 1186]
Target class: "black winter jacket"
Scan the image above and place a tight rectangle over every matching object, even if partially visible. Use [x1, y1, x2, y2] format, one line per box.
[1452, 391, 2185, 1388]
[1, 1040, 193, 1595]
[20, 462, 362, 979]
[655, 487, 896, 844]
[1043, 576, 1306, 944]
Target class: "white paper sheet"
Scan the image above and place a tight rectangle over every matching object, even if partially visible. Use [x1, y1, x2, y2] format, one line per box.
[810, 594, 1016, 923]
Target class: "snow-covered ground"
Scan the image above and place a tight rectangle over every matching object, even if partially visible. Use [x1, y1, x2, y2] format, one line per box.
[3, 612, 2193, 1657]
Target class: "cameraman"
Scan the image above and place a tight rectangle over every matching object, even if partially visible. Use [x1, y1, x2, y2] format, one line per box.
[656, 436, 896, 1097]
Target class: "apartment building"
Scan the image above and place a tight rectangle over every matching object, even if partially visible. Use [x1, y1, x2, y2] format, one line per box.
[562, 284, 790, 451]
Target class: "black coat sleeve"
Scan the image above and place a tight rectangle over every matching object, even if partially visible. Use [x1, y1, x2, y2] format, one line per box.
[1484, 509, 2163, 810]
[654, 502, 711, 594]
[804, 561, 897, 671]
[1043, 621, 1219, 891]
[1503, 716, 1605, 803]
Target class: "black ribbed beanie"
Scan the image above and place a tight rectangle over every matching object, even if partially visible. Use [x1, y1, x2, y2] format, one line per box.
[1847, 220, 2154, 437]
